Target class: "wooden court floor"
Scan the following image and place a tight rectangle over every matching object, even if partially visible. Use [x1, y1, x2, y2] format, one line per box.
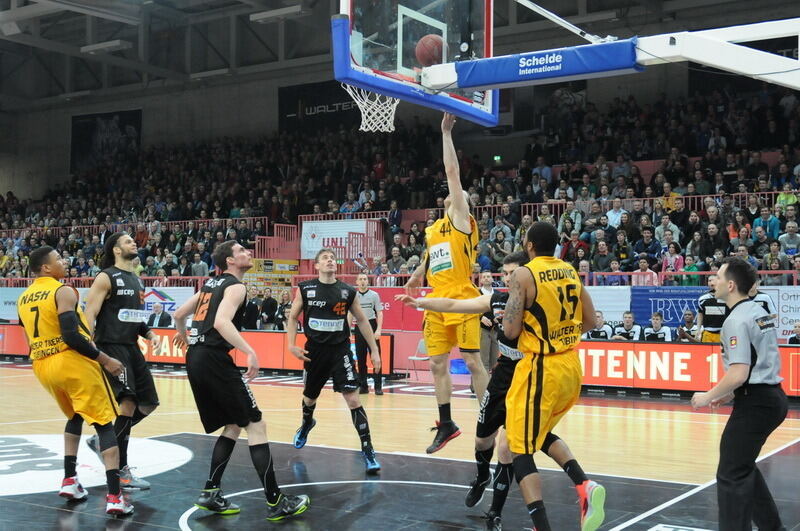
[2, 362, 799, 530]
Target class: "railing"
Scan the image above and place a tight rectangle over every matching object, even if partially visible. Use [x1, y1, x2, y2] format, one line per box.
[296, 191, 789, 237]
[0, 269, 795, 292]
[254, 224, 299, 259]
[0, 216, 269, 242]
[0, 276, 213, 290]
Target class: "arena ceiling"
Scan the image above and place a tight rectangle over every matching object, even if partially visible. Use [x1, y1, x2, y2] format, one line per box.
[0, 0, 796, 110]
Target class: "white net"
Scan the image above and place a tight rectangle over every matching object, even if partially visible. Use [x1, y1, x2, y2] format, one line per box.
[341, 83, 401, 133]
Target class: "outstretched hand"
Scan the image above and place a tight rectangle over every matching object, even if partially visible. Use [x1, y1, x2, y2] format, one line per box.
[441, 112, 456, 134]
[394, 294, 420, 308]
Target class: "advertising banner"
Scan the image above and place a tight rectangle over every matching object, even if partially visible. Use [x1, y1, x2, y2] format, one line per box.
[244, 258, 299, 293]
[133, 327, 394, 374]
[75, 286, 194, 315]
[301, 220, 367, 259]
[630, 286, 707, 327]
[760, 286, 800, 344]
[278, 80, 360, 132]
[578, 340, 799, 396]
[585, 286, 630, 329]
[0, 287, 25, 321]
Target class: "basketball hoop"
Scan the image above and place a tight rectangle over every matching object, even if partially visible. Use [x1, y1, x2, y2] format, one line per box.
[341, 83, 400, 133]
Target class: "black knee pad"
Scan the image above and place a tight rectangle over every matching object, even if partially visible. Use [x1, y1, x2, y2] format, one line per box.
[512, 454, 538, 483]
[541, 432, 560, 455]
[92, 422, 118, 451]
[64, 414, 83, 436]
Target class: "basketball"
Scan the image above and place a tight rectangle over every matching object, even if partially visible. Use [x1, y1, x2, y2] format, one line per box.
[415, 34, 444, 67]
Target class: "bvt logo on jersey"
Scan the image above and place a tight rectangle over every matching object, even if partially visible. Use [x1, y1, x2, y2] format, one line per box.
[0, 435, 192, 496]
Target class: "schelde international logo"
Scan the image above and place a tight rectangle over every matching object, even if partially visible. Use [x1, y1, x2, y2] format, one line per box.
[144, 289, 176, 311]
[518, 52, 563, 75]
[0, 435, 192, 496]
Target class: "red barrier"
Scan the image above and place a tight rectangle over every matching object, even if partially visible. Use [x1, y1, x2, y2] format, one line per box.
[2, 324, 797, 394]
[133, 328, 394, 373]
[579, 340, 799, 396]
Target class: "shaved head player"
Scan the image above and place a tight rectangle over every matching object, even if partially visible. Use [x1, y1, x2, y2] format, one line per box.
[503, 222, 606, 531]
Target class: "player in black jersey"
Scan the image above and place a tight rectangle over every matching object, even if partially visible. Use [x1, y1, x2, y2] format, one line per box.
[174, 241, 310, 521]
[397, 251, 602, 531]
[83, 232, 161, 490]
[287, 248, 382, 473]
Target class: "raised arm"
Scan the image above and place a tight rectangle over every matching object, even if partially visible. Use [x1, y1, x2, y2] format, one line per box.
[441, 113, 470, 232]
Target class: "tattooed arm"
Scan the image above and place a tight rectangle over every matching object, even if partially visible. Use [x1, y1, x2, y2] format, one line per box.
[502, 267, 534, 339]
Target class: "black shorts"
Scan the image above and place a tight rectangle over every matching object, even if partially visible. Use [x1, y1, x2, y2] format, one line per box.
[476, 355, 519, 438]
[303, 341, 359, 400]
[98, 343, 160, 407]
[186, 345, 262, 433]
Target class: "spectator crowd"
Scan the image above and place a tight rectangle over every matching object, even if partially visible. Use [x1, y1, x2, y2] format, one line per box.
[0, 83, 798, 286]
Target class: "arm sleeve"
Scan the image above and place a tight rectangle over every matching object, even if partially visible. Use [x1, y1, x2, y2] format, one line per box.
[58, 311, 101, 360]
[138, 321, 152, 338]
[722, 318, 752, 365]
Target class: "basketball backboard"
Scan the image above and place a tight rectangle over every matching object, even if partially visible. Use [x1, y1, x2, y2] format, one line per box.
[333, 0, 498, 127]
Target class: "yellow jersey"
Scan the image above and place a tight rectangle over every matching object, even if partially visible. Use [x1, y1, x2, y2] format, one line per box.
[17, 276, 92, 361]
[519, 256, 583, 356]
[424, 213, 480, 299]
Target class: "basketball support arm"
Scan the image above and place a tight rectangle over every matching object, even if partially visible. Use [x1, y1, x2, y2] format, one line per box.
[420, 17, 800, 92]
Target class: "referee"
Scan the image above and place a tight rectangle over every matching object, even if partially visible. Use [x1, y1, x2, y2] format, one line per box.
[691, 257, 788, 531]
[695, 274, 726, 342]
[352, 273, 383, 395]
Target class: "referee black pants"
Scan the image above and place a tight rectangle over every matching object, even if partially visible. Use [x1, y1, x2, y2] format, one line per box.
[717, 384, 788, 531]
[354, 319, 381, 388]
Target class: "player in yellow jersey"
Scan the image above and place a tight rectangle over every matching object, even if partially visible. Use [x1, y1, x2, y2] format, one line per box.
[502, 223, 606, 531]
[17, 246, 133, 516]
[404, 112, 488, 454]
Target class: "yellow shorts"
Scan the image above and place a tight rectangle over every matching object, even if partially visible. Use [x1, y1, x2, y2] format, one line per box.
[33, 350, 119, 425]
[423, 310, 480, 356]
[505, 350, 582, 455]
[701, 330, 721, 343]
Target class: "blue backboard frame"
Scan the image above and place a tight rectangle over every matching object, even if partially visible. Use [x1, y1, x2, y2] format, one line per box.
[332, 15, 500, 128]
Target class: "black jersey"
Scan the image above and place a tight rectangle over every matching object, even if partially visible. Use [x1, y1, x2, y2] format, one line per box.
[698, 291, 727, 331]
[299, 279, 356, 346]
[94, 266, 146, 344]
[489, 291, 523, 360]
[613, 324, 643, 340]
[188, 274, 246, 350]
[583, 324, 614, 339]
[642, 326, 673, 342]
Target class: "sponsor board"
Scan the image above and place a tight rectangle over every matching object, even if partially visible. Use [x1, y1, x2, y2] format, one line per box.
[0, 434, 191, 496]
[578, 341, 799, 396]
[585, 286, 630, 329]
[301, 220, 367, 259]
[630, 286, 707, 327]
